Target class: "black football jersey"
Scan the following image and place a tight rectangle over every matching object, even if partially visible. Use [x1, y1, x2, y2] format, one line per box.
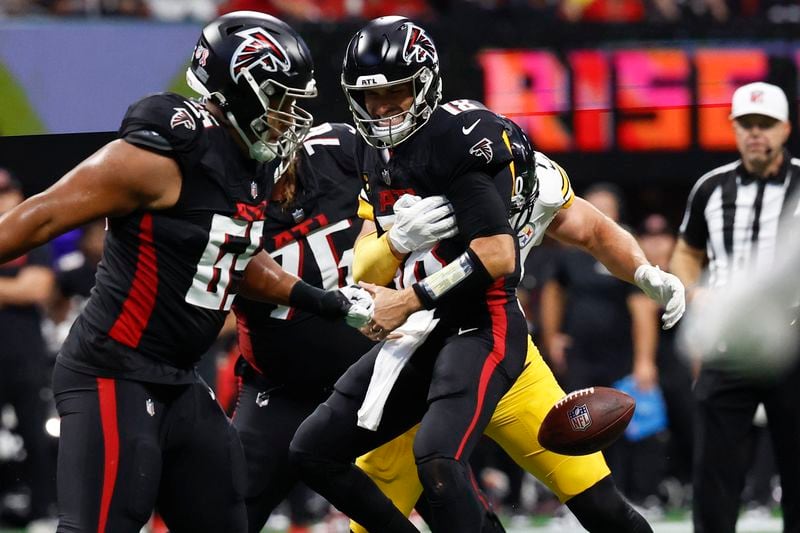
[357, 100, 523, 328]
[233, 123, 376, 389]
[59, 93, 269, 383]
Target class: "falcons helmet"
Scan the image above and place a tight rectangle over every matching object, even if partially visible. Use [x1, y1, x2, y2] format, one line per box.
[342, 16, 442, 148]
[187, 11, 317, 163]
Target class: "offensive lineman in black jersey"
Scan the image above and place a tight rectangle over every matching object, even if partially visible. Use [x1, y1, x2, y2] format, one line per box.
[231, 122, 457, 532]
[0, 12, 372, 533]
[289, 16, 684, 532]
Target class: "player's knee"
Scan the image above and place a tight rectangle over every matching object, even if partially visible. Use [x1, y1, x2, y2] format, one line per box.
[566, 476, 652, 532]
[416, 457, 466, 503]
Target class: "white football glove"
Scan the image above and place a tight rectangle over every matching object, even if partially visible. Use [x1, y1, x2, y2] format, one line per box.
[388, 194, 458, 254]
[634, 265, 686, 330]
[338, 284, 374, 328]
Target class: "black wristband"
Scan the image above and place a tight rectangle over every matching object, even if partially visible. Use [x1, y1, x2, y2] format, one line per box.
[289, 281, 350, 318]
[412, 282, 436, 310]
[411, 248, 493, 310]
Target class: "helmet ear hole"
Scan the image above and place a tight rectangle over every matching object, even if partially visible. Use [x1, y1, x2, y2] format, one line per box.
[225, 24, 245, 36]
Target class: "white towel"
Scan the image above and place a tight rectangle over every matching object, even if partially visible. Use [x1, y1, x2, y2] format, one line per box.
[357, 309, 439, 430]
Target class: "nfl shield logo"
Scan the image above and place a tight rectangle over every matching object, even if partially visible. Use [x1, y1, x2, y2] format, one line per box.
[250, 181, 258, 199]
[568, 403, 592, 431]
[381, 168, 391, 185]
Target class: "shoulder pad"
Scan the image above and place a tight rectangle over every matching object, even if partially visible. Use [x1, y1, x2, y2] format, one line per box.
[303, 122, 356, 154]
[119, 92, 204, 154]
[302, 122, 357, 176]
[535, 152, 574, 209]
[429, 105, 513, 179]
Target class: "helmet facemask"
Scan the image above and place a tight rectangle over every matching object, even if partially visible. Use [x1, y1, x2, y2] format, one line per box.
[508, 143, 539, 234]
[343, 66, 440, 149]
[509, 169, 540, 234]
[226, 68, 316, 163]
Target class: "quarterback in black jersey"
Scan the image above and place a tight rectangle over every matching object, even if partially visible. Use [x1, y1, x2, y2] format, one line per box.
[0, 12, 371, 533]
[290, 16, 686, 533]
[231, 121, 457, 532]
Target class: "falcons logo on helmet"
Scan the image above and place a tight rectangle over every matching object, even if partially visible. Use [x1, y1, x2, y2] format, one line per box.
[402, 24, 437, 64]
[170, 107, 196, 130]
[230, 27, 291, 82]
[469, 138, 493, 163]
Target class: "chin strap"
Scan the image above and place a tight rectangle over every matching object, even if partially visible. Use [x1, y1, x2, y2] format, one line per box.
[225, 110, 278, 163]
[249, 141, 277, 163]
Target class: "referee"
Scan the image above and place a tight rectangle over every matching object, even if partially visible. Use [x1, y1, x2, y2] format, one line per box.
[671, 82, 800, 533]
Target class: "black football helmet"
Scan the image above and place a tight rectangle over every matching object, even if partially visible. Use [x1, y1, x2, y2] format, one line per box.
[341, 16, 442, 148]
[505, 119, 539, 234]
[186, 11, 317, 163]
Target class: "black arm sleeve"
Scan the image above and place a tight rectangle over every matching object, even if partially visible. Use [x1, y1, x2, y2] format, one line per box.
[446, 170, 513, 242]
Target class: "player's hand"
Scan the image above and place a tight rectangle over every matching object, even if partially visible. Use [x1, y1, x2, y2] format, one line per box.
[388, 194, 458, 254]
[358, 282, 421, 336]
[337, 285, 374, 328]
[634, 265, 686, 330]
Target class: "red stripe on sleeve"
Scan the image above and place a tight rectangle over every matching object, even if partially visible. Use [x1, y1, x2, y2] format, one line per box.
[109, 213, 158, 348]
[96, 378, 119, 533]
[455, 278, 508, 460]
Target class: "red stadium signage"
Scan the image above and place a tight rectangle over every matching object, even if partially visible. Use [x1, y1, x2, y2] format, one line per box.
[478, 47, 791, 152]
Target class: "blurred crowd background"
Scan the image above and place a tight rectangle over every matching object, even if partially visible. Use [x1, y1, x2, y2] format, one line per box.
[1, 0, 800, 24]
[1, 0, 798, 530]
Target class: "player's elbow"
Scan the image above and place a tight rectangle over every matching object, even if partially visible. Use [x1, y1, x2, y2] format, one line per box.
[470, 234, 516, 279]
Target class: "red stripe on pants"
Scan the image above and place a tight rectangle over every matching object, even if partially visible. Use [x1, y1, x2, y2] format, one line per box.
[455, 279, 508, 460]
[96, 378, 119, 533]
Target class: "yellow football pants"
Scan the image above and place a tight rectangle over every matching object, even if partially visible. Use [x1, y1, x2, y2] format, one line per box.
[351, 337, 610, 533]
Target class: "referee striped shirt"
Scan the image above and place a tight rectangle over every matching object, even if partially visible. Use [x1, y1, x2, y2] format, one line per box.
[679, 149, 800, 287]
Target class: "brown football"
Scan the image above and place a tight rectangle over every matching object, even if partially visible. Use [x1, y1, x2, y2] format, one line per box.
[538, 387, 635, 456]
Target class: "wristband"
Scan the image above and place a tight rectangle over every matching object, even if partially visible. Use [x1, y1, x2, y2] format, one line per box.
[412, 248, 493, 309]
[289, 280, 350, 318]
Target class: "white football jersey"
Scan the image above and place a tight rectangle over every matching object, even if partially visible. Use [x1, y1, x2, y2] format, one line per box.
[517, 151, 575, 263]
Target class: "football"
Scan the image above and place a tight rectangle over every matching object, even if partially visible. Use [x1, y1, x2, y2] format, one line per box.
[538, 387, 635, 456]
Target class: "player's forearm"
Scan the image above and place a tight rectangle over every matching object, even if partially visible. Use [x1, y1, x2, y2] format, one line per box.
[353, 230, 402, 285]
[240, 251, 300, 306]
[468, 234, 516, 279]
[584, 219, 648, 285]
[0, 196, 61, 265]
[549, 198, 646, 284]
[410, 238, 505, 310]
[241, 251, 351, 318]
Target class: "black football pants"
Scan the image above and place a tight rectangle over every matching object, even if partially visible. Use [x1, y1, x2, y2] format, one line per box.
[232, 365, 330, 533]
[693, 362, 800, 533]
[52, 362, 247, 533]
[290, 305, 527, 533]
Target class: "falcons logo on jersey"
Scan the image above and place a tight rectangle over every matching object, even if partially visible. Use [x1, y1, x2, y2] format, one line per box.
[170, 107, 196, 130]
[402, 24, 437, 64]
[469, 138, 493, 163]
[230, 27, 291, 82]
